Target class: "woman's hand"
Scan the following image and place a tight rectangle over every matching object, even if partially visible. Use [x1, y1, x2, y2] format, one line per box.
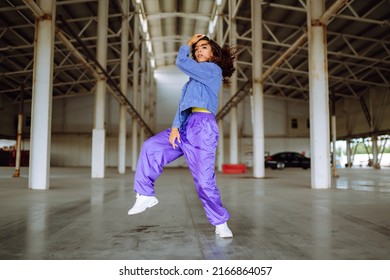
[187, 34, 205, 46]
[169, 127, 181, 149]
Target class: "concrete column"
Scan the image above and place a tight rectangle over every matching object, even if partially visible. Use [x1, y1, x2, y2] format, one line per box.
[118, 0, 129, 174]
[331, 92, 339, 176]
[28, 0, 56, 190]
[91, 0, 108, 178]
[372, 135, 379, 168]
[331, 115, 339, 176]
[229, 0, 238, 164]
[145, 55, 151, 126]
[140, 39, 146, 144]
[150, 74, 156, 131]
[132, 6, 140, 171]
[216, 7, 224, 172]
[346, 138, 352, 167]
[144, 61, 150, 127]
[13, 86, 24, 178]
[307, 0, 331, 189]
[251, 0, 265, 178]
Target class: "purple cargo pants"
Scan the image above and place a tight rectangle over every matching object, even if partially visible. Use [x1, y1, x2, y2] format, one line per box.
[133, 112, 230, 226]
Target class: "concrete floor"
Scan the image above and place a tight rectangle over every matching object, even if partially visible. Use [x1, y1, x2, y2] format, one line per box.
[0, 166, 389, 260]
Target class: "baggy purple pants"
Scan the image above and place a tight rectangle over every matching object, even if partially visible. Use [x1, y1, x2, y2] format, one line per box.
[133, 112, 230, 226]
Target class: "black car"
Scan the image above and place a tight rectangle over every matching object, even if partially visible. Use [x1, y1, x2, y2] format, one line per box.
[265, 152, 310, 170]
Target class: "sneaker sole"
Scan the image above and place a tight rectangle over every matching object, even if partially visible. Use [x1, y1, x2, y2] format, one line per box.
[128, 199, 159, 215]
[215, 230, 233, 238]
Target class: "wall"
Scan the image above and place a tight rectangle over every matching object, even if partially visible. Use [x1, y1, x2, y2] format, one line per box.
[154, 66, 187, 132]
[14, 78, 389, 169]
[336, 86, 390, 138]
[0, 95, 17, 138]
[29, 83, 311, 167]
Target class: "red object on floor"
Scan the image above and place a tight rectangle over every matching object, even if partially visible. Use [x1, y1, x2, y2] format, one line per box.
[222, 164, 246, 174]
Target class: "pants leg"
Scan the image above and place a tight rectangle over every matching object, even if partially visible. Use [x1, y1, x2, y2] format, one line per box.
[179, 113, 230, 226]
[134, 129, 183, 196]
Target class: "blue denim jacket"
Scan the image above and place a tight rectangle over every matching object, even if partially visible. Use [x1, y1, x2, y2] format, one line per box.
[172, 45, 222, 129]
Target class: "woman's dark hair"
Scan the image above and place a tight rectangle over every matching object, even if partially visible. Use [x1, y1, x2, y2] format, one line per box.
[191, 36, 236, 86]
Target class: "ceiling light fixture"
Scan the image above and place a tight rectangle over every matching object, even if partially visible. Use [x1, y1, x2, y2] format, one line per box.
[136, 0, 155, 68]
[139, 13, 148, 33]
[208, 15, 218, 35]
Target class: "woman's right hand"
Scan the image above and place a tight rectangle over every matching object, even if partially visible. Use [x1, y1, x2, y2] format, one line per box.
[169, 127, 181, 149]
[187, 34, 205, 46]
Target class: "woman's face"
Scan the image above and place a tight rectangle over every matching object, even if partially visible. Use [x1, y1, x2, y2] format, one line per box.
[194, 39, 212, 62]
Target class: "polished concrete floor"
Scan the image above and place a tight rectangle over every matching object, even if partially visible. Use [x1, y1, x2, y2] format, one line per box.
[0, 166, 389, 260]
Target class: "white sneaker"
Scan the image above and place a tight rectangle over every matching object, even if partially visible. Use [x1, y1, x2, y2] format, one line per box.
[215, 222, 233, 238]
[128, 193, 159, 215]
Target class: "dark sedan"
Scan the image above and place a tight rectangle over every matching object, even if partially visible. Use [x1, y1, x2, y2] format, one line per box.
[265, 152, 310, 170]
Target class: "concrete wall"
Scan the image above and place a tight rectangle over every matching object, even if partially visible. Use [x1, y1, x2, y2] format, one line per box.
[154, 66, 186, 132]
[3, 70, 387, 168]
[22, 86, 311, 168]
[336, 86, 390, 138]
[239, 97, 311, 167]
[0, 95, 17, 138]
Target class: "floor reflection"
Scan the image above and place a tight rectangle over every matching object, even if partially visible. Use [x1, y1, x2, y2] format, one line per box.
[25, 204, 47, 259]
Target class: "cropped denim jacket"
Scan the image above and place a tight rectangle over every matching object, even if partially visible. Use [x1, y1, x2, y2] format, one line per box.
[172, 45, 222, 129]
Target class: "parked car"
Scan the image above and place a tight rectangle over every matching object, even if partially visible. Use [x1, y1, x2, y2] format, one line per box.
[265, 152, 310, 170]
